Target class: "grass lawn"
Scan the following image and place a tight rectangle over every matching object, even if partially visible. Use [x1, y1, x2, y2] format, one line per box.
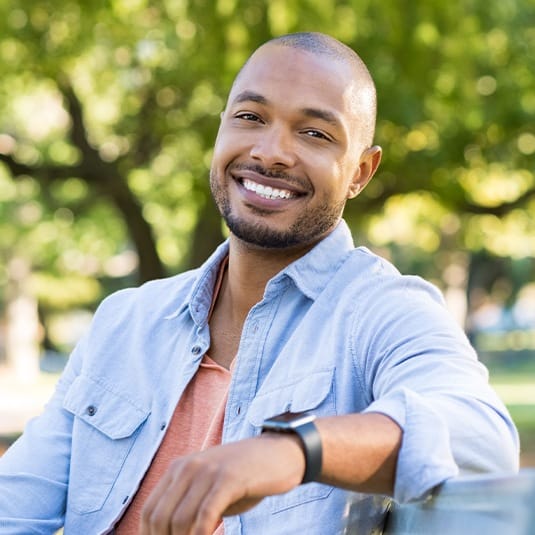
[490, 370, 535, 467]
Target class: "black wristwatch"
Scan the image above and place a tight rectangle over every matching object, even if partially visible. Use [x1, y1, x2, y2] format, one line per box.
[261, 411, 322, 484]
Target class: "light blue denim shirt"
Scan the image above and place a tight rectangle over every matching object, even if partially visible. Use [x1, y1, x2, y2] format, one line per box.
[0, 221, 519, 534]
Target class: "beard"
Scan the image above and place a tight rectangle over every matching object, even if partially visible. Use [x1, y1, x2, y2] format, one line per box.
[210, 167, 345, 249]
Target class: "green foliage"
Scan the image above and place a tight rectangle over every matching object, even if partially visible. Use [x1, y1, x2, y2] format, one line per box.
[0, 0, 534, 315]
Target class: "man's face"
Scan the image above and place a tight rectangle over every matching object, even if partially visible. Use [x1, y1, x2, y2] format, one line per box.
[210, 44, 372, 250]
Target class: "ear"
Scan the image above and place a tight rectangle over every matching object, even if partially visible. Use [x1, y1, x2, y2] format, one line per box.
[347, 145, 382, 199]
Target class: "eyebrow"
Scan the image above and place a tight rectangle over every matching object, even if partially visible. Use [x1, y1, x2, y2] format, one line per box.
[231, 91, 342, 128]
[232, 91, 268, 106]
[301, 107, 340, 127]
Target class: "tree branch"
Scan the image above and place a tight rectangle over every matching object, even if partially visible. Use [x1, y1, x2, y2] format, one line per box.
[60, 82, 100, 164]
[357, 180, 535, 219]
[459, 187, 535, 217]
[132, 89, 162, 167]
[0, 153, 83, 182]
[1, 83, 166, 283]
[58, 82, 166, 282]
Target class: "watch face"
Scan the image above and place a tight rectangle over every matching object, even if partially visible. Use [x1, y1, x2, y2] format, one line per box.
[263, 410, 316, 430]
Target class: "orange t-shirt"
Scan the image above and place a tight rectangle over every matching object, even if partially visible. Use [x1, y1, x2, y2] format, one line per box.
[115, 355, 231, 533]
[116, 258, 230, 533]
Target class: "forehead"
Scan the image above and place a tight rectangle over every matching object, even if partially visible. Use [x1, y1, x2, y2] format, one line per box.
[228, 44, 361, 117]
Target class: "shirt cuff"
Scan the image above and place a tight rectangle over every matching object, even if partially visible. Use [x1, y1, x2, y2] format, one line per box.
[363, 387, 459, 503]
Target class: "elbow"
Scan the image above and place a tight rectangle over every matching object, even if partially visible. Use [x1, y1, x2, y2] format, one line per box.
[456, 415, 520, 475]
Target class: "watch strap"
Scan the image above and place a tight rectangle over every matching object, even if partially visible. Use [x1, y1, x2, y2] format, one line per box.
[262, 416, 323, 484]
[293, 420, 323, 484]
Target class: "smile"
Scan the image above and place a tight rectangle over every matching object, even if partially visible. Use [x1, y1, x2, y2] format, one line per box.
[242, 178, 297, 200]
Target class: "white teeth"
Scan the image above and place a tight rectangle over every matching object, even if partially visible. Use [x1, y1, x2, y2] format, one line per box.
[242, 178, 295, 200]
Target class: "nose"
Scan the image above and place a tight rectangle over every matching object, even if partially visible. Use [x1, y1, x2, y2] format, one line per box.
[249, 125, 296, 168]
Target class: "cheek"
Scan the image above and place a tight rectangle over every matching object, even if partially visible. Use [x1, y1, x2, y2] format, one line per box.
[211, 141, 228, 169]
[336, 161, 359, 195]
[316, 162, 351, 197]
[213, 128, 247, 163]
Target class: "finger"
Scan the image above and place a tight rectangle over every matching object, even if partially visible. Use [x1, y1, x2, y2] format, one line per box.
[170, 467, 222, 535]
[140, 470, 173, 535]
[191, 484, 235, 535]
[190, 475, 260, 535]
[141, 461, 192, 535]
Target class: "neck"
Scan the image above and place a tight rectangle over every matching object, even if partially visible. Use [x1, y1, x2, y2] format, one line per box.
[220, 235, 317, 322]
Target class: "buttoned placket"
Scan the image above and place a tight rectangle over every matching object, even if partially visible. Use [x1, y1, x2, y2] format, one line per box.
[222, 278, 289, 444]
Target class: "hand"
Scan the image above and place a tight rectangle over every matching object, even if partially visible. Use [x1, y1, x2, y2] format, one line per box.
[139, 433, 305, 535]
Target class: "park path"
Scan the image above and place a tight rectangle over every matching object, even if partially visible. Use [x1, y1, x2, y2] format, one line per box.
[0, 368, 57, 453]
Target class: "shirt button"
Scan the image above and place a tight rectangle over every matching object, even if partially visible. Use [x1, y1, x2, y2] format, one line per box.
[86, 405, 97, 416]
[191, 345, 202, 355]
[236, 406, 241, 416]
[160, 422, 167, 431]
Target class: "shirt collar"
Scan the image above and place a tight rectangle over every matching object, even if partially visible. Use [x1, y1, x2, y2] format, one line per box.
[276, 220, 355, 300]
[179, 219, 355, 324]
[186, 240, 230, 326]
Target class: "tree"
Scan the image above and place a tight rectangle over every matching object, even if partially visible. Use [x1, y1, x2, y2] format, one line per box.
[0, 0, 534, 367]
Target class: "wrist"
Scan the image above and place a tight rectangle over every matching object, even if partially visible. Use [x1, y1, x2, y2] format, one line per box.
[261, 411, 323, 484]
[260, 431, 307, 485]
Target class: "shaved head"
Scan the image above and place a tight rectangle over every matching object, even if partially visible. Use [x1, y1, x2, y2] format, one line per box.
[211, 32, 383, 251]
[233, 32, 377, 146]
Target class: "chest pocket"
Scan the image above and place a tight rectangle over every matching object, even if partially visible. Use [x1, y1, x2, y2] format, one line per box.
[247, 368, 336, 514]
[63, 374, 150, 514]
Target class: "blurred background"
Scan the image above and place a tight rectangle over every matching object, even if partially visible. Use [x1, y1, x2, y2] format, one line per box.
[0, 0, 534, 465]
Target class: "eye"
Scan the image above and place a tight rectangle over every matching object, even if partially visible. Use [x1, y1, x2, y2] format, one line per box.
[302, 129, 332, 141]
[235, 112, 262, 123]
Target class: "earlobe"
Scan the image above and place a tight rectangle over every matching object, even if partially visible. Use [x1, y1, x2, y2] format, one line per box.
[347, 183, 361, 198]
[347, 145, 382, 199]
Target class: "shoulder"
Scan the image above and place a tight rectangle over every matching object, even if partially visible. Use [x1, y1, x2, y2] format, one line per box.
[90, 268, 200, 333]
[341, 246, 445, 308]
[339, 247, 468, 352]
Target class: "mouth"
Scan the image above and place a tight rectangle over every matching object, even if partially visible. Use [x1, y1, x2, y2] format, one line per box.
[232, 167, 308, 204]
[242, 178, 297, 200]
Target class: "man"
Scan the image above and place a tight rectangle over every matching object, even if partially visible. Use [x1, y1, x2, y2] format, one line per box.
[0, 32, 518, 534]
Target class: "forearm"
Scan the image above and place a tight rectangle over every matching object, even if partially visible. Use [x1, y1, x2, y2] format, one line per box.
[140, 414, 401, 534]
[263, 412, 401, 495]
[316, 412, 401, 494]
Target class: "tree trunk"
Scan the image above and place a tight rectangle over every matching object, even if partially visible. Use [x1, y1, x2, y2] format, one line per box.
[187, 199, 225, 270]
[442, 252, 469, 329]
[102, 173, 166, 283]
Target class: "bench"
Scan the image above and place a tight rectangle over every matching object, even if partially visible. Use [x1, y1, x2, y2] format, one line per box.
[344, 469, 535, 534]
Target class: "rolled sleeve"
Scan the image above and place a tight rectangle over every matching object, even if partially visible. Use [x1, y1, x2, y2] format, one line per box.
[358, 276, 519, 503]
[365, 388, 459, 502]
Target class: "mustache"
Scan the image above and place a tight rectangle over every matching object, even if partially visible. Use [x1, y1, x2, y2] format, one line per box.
[231, 163, 308, 189]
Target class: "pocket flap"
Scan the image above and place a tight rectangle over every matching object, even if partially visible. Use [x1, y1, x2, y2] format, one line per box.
[247, 369, 335, 427]
[63, 375, 150, 439]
